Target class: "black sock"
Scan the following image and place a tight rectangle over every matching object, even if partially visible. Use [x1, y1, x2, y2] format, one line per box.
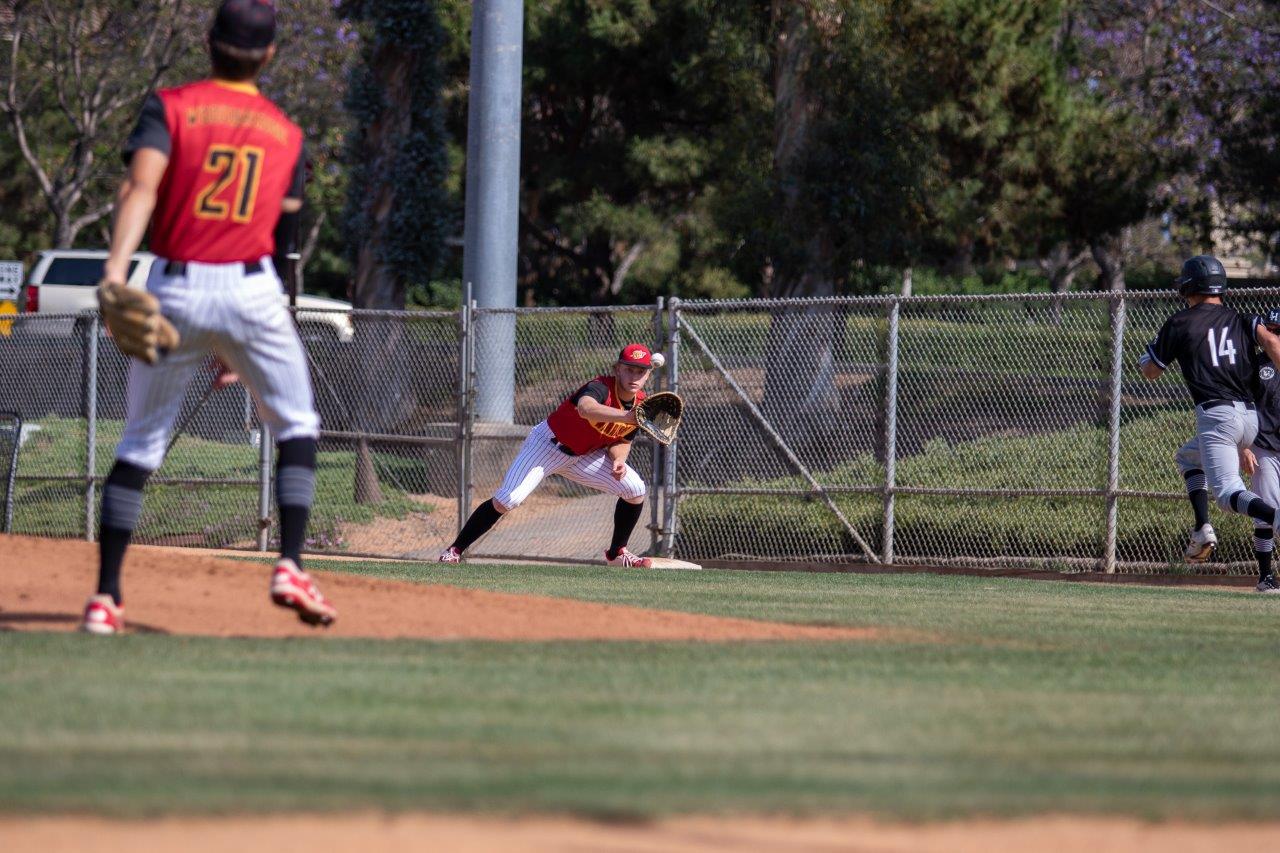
[276, 438, 317, 568]
[1184, 470, 1210, 528]
[452, 499, 504, 553]
[1255, 528, 1274, 580]
[1246, 498, 1277, 526]
[607, 498, 644, 558]
[97, 461, 151, 605]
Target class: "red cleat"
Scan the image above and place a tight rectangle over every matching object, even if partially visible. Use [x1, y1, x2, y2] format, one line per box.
[438, 546, 461, 563]
[270, 558, 337, 626]
[81, 594, 124, 635]
[605, 547, 653, 569]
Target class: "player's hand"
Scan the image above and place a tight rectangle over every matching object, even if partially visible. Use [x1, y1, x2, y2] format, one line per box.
[611, 459, 626, 480]
[212, 358, 240, 390]
[623, 408, 638, 425]
[1241, 447, 1258, 476]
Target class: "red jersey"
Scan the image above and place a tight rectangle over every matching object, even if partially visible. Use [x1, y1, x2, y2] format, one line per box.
[547, 376, 646, 455]
[125, 79, 304, 263]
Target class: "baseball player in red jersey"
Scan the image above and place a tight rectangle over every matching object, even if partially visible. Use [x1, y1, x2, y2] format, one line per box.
[439, 344, 659, 567]
[81, 0, 335, 634]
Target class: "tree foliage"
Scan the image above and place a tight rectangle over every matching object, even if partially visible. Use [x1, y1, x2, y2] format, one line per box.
[340, 0, 452, 309]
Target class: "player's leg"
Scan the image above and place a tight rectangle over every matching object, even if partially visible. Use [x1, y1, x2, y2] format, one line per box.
[1249, 447, 1280, 593]
[442, 421, 571, 560]
[212, 266, 333, 624]
[1174, 437, 1216, 561]
[559, 451, 650, 567]
[1200, 405, 1278, 525]
[84, 337, 208, 634]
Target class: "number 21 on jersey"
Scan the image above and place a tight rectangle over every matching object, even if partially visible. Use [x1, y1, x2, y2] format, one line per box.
[194, 143, 264, 223]
[1208, 327, 1237, 367]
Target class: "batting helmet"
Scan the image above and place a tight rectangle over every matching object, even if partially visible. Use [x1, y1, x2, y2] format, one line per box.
[1176, 255, 1228, 297]
[1266, 307, 1280, 328]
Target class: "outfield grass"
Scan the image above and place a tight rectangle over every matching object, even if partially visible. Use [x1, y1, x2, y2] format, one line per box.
[3, 564, 1280, 819]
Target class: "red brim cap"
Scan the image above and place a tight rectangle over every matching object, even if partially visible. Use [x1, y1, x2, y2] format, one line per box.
[618, 343, 653, 368]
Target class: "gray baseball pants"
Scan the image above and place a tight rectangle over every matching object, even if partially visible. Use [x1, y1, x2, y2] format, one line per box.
[1174, 401, 1263, 513]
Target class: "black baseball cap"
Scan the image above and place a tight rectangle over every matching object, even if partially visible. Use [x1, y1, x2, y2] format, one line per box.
[210, 0, 276, 50]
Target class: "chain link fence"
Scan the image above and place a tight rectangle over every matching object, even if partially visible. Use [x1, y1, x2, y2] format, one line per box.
[673, 287, 1280, 573]
[2, 287, 1278, 572]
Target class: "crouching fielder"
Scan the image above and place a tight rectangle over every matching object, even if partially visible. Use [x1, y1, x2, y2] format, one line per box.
[439, 344, 661, 568]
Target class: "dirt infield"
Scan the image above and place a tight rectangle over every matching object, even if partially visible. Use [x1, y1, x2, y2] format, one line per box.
[0, 534, 874, 641]
[5, 813, 1280, 852]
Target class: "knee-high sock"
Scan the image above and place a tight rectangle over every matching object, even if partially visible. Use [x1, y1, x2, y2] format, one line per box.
[451, 499, 504, 553]
[1254, 527, 1274, 580]
[277, 438, 317, 567]
[1232, 491, 1278, 526]
[97, 460, 151, 605]
[608, 498, 645, 557]
[1184, 469, 1210, 529]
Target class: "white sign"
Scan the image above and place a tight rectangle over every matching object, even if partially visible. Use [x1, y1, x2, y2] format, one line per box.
[0, 261, 21, 300]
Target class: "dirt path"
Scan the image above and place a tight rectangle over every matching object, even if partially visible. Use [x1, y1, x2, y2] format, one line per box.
[4, 813, 1279, 853]
[0, 534, 873, 641]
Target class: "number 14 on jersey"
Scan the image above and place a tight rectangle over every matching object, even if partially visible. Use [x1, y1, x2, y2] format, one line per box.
[1208, 327, 1237, 367]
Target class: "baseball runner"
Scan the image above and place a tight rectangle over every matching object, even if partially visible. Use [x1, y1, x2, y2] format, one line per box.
[1141, 255, 1280, 589]
[81, 0, 335, 634]
[1177, 307, 1280, 593]
[439, 344, 662, 567]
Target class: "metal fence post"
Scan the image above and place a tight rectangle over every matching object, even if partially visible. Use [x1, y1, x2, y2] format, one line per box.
[463, 296, 478, 524]
[84, 316, 99, 541]
[661, 297, 680, 556]
[457, 283, 473, 533]
[257, 426, 273, 551]
[650, 297, 665, 556]
[882, 298, 901, 564]
[1103, 293, 1127, 573]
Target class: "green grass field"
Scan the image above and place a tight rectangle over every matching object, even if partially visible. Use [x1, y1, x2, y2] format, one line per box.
[3, 561, 1280, 820]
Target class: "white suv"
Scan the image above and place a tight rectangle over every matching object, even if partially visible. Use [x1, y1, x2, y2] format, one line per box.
[21, 249, 354, 342]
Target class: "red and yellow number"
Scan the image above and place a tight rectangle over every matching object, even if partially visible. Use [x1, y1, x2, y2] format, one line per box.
[193, 144, 266, 223]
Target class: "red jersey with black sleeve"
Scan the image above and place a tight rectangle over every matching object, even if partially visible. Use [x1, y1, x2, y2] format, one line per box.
[546, 376, 645, 455]
[124, 79, 305, 263]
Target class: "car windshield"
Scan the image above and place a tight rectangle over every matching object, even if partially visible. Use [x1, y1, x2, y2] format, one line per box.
[41, 258, 139, 285]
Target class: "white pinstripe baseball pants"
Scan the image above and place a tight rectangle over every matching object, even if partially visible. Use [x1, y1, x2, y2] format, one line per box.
[114, 256, 319, 471]
[493, 421, 647, 511]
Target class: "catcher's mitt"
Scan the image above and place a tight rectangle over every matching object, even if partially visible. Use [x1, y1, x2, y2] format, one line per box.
[97, 281, 180, 365]
[635, 391, 683, 445]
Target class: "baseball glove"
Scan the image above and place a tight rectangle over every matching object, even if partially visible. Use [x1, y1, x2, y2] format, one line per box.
[97, 281, 180, 364]
[635, 391, 683, 445]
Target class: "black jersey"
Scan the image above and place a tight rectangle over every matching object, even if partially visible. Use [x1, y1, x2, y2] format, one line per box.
[1254, 358, 1280, 452]
[1145, 303, 1262, 406]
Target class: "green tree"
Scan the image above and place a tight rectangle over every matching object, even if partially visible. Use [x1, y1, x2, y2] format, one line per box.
[339, 0, 451, 310]
[0, 0, 194, 247]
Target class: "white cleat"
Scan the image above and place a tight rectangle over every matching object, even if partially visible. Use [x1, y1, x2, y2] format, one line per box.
[605, 547, 653, 569]
[1183, 524, 1217, 563]
[438, 546, 461, 563]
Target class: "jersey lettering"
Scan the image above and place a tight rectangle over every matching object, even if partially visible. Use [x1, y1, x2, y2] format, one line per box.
[193, 143, 265, 223]
[1207, 327, 1238, 368]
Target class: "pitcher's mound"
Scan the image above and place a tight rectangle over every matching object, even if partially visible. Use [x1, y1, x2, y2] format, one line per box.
[0, 535, 875, 642]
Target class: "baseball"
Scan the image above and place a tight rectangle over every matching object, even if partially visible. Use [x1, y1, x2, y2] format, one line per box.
[651, 352, 666, 368]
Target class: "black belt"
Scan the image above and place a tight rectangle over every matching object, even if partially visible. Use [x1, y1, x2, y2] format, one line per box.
[164, 259, 263, 276]
[549, 436, 577, 456]
[1200, 399, 1255, 411]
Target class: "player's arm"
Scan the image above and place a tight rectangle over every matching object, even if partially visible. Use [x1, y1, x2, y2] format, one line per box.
[1138, 322, 1174, 382]
[606, 441, 632, 479]
[577, 393, 639, 425]
[1255, 323, 1280, 368]
[103, 147, 169, 285]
